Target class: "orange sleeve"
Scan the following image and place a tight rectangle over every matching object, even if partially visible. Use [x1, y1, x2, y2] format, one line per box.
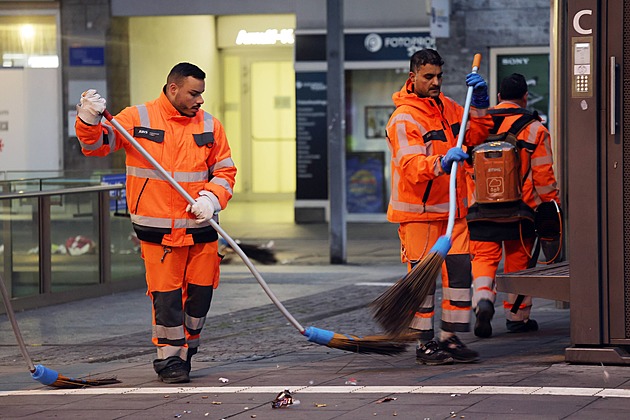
[530, 125, 561, 206]
[203, 118, 237, 210]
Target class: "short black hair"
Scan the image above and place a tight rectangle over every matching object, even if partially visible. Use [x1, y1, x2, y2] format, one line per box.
[409, 49, 444, 73]
[499, 73, 528, 100]
[167, 62, 205, 86]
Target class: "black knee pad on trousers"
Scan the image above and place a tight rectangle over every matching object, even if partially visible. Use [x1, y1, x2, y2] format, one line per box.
[185, 284, 213, 318]
[444, 254, 472, 289]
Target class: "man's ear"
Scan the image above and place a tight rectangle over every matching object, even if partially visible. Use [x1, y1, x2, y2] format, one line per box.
[166, 82, 178, 96]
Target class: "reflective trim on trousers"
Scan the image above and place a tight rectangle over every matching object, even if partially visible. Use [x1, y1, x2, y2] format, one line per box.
[410, 310, 434, 332]
[185, 313, 206, 336]
[441, 306, 472, 327]
[187, 338, 200, 349]
[504, 294, 532, 322]
[156, 345, 188, 361]
[472, 275, 496, 307]
[442, 286, 472, 303]
[153, 324, 186, 342]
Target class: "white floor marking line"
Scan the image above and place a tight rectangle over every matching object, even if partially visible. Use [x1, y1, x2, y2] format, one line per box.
[2, 386, 630, 398]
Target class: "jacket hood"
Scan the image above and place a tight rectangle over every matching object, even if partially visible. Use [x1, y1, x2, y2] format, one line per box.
[392, 78, 444, 113]
[154, 91, 203, 122]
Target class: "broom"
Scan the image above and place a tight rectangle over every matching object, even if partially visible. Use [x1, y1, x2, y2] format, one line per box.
[102, 110, 414, 355]
[0, 274, 120, 388]
[370, 54, 482, 336]
[219, 237, 278, 265]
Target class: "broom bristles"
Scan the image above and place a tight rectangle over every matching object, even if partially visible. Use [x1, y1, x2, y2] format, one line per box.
[370, 252, 444, 336]
[327, 331, 420, 356]
[51, 375, 121, 388]
[32, 364, 121, 388]
[236, 242, 278, 264]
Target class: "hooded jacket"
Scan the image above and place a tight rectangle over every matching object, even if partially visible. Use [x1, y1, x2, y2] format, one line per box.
[386, 78, 492, 223]
[75, 92, 237, 247]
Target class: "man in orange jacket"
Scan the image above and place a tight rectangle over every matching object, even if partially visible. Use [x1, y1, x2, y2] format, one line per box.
[75, 62, 237, 383]
[386, 49, 492, 365]
[468, 73, 560, 338]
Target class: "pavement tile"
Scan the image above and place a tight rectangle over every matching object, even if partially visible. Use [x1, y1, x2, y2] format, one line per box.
[335, 400, 470, 419]
[462, 394, 598, 416]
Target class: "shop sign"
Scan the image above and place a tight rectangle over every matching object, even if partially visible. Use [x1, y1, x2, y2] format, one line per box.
[235, 29, 294, 46]
[296, 31, 435, 62]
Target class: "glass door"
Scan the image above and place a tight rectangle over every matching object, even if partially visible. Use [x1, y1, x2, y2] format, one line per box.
[221, 49, 295, 201]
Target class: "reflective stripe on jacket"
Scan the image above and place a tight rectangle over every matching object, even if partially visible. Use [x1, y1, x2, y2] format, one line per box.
[75, 92, 237, 246]
[386, 79, 493, 223]
[484, 102, 560, 209]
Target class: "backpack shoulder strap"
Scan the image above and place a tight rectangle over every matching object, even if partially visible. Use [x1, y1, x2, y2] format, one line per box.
[507, 111, 539, 136]
[487, 108, 540, 138]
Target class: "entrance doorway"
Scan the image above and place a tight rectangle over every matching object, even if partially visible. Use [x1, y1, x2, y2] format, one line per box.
[221, 49, 296, 201]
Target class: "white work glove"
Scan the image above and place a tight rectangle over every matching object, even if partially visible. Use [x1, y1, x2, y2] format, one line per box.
[76, 89, 106, 125]
[186, 190, 219, 224]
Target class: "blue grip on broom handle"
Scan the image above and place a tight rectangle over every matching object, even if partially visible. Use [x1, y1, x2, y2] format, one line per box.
[102, 111, 306, 334]
[446, 53, 481, 240]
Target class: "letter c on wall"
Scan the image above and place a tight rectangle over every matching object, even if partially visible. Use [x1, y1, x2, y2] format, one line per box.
[573, 9, 593, 35]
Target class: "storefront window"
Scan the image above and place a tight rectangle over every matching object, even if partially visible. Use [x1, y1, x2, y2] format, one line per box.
[345, 68, 407, 213]
[0, 16, 58, 68]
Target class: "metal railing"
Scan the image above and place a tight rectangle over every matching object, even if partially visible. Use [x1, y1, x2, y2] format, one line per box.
[0, 184, 145, 312]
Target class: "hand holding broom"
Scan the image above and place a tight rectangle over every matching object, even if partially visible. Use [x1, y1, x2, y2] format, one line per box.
[370, 54, 482, 336]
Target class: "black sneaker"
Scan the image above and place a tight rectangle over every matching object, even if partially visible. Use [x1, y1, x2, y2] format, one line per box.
[506, 319, 539, 333]
[474, 299, 495, 338]
[438, 336, 480, 363]
[415, 340, 454, 366]
[154, 356, 190, 384]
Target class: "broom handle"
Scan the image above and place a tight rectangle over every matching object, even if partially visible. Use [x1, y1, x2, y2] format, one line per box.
[446, 53, 482, 239]
[102, 110, 306, 334]
[0, 274, 36, 372]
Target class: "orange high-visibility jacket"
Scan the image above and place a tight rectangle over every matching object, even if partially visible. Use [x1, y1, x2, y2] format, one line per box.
[482, 102, 560, 209]
[386, 79, 492, 223]
[75, 92, 237, 247]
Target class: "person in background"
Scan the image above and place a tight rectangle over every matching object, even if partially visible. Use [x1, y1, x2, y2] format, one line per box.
[74, 62, 237, 383]
[469, 73, 560, 338]
[385, 49, 493, 365]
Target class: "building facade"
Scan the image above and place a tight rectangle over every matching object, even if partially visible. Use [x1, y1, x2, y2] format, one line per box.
[0, 0, 552, 222]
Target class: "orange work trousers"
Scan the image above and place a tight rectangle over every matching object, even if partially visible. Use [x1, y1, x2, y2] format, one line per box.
[141, 240, 221, 361]
[470, 238, 535, 322]
[398, 218, 472, 341]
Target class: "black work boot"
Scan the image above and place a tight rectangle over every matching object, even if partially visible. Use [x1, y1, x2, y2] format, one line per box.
[474, 299, 495, 338]
[153, 356, 190, 384]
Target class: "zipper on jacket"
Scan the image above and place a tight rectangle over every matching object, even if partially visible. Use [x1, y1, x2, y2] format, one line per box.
[421, 180, 433, 213]
[133, 178, 150, 214]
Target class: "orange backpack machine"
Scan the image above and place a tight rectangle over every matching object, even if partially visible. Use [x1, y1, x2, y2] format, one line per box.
[472, 140, 522, 204]
[466, 109, 540, 240]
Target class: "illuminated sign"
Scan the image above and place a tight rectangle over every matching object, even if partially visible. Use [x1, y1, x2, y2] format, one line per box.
[235, 29, 294, 46]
